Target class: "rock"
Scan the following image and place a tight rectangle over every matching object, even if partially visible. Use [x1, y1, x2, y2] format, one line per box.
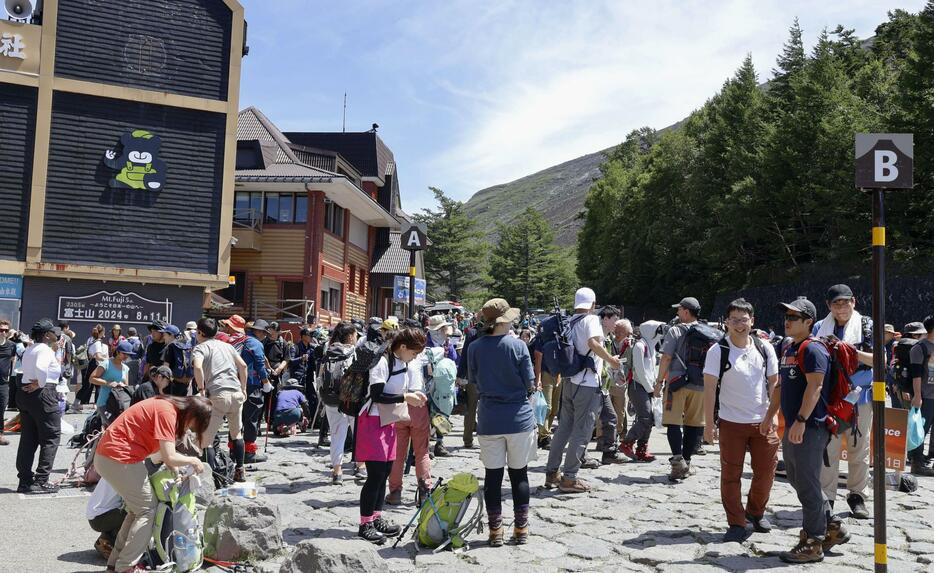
[279, 539, 389, 573]
[204, 495, 284, 562]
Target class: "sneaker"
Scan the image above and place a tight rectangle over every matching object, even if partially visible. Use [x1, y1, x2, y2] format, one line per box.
[746, 514, 772, 533]
[373, 516, 401, 537]
[354, 466, 368, 483]
[244, 452, 268, 464]
[580, 456, 601, 469]
[601, 452, 626, 465]
[619, 440, 637, 460]
[779, 530, 824, 564]
[846, 493, 870, 519]
[822, 520, 851, 552]
[331, 473, 342, 485]
[358, 522, 386, 545]
[668, 455, 689, 481]
[318, 437, 331, 447]
[723, 524, 751, 543]
[31, 482, 59, 494]
[911, 460, 934, 477]
[385, 489, 403, 505]
[544, 470, 561, 489]
[635, 442, 656, 463]
[233, 467, 245, 483]
[488, 524, 504, 547]
[558, 477, 591, 494]
[694, 443, 707, 456]
[16, 483, 35, 494]
[511, 524, 529, 545]
[434, 443, 451, 457]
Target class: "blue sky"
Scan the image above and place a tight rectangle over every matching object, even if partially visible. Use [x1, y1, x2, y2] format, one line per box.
[238, 0, 925, 213]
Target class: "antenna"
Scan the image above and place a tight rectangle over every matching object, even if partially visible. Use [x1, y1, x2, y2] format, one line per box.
[342, 92, 347, 133]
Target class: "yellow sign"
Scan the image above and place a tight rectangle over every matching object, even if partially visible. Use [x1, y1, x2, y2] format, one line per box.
[228, 275, 237, 286]
[0, 21, 40, 76]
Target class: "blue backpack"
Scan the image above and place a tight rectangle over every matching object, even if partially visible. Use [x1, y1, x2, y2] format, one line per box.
[540, 314, 596, 378]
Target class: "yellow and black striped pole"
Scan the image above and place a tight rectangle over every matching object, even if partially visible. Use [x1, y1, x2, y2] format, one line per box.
[871, 188, 887, 573]
[408, 250, 417, 319]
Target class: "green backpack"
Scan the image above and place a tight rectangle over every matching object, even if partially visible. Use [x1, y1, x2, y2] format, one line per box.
[149, 467, 203, 572]
[417, 473, 483, 550]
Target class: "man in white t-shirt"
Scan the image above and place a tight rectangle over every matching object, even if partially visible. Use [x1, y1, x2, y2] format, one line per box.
[702, 298, 779, 543]
[543, 287, 621, 494]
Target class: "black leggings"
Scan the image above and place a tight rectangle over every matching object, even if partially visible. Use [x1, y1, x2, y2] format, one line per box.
[360, 460, 393, 518]
[667, 425, 703, 462]
[483, 466, 530, 517]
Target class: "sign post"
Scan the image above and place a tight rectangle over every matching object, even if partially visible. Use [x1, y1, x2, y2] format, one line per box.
[855, 133, 914, 573]
[400, 225, 427, 319]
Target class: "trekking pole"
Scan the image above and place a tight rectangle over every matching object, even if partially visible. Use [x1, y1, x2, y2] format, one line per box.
[264, 395, 273, 453]
[393, 477, 443, 548]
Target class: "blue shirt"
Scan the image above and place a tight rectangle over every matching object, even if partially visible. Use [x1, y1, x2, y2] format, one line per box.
[275, 388, 306, 412]
[95, 359, 129, 408]
[468, 334, 535, 436]
[780, 339, 832, 425]
[241, 333, 268, 388]
[812, 318, 873, 404]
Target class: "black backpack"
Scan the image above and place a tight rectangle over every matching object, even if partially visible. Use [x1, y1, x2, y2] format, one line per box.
[338, 340, 392, 416]
[894, 338, 930, 394]
[319, 345, 355, 408]
[671, 323, 723, 390]
[209, 432, 236, 488]
[102, 386, 132, 426]
[714, 335, 770, 425]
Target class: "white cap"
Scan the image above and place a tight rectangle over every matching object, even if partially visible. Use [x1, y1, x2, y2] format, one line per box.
[574, 287, 596, 310]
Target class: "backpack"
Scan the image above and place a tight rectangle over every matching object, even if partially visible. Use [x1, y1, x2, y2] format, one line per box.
[319, 345, 355, 408]
[102, 386, 132, 426]
[541, 314, 596, 378]
[426, 349, 458, 418]
[337, 340, 393, 416]
[148, 467, 203, 572]
[714, 335, 770, 426]
[417, 473, 483, 550]
[790, 336, 861, 438]
[208, 432, 236, 489]
[893, 338, 927, 394]
[671, 323, 723, 390]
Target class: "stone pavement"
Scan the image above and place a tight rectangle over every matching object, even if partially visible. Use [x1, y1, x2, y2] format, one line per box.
[2, 408, 933, 572]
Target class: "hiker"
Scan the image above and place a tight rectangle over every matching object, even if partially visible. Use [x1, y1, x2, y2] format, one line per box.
[76, 324, 108, 408]
[883, 323, 901, 408]
[544, 287, 621, 493]
[139, 321, 166, 384]
[459, 319, 481, 450]
[192, 317, 248, 482]
[219, 315, 247, 349]
[16, 319, 64, 494]
[469, 298, 537, 546]
[357, 327, 427, 545]
[272, 382, 310, 436]
[619, 320, 659, 462]
[813, 284, 873, 519]
[263, 322, 290, 422]
[319, 323, 362, 483]
[94, 396, 210, 573]
[131, 365, 171, 405]
[594, 305, 626, 465]
[241, 319, 272, 464]
[908, 315, 934, 476]
[531, 316, 562, 450]
[123, 327, 142, 387]
[159, 324, 191, 397]
[702, 298, 780, 543]
[89, 340, 133, 428]
[0, 319, 15, 446]
[107, 325, 126, 356]
[763, 297, 849, 563]
[654, 297, 706, 481]
[87, 478, 126, 562]
[608, 319, 632, 438]
[426, 314, 457, 457]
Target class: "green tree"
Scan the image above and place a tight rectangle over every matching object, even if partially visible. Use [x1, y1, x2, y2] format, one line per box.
[414, 187, 486, 301]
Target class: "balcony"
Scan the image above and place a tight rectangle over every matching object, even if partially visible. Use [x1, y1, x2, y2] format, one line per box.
[232, 208, 263, 251]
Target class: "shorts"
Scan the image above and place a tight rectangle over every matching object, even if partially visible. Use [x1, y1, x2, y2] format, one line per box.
[662, 387, 704, 428]
[478, 430, 538, 470]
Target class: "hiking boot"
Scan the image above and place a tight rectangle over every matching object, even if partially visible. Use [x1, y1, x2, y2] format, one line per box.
[511, 524, 529, 545]
[30, 481, 59, 494]
[94, 534, 113, 560]
[0, 434, 8, 446]
[668, 455, 690, 481]
[488, 524, 504, 547]
[635, 442, 656, 463]
[746, 514, 772, 533]
[244, 452, 268, 464]
[911, 459, 934, 477]
[619, 440, 637, 460]
[373, 516, 401, 537]
[331, 472, 342, 485]
[580, 456, 601, 469]
[822, 520, 851, 552]
[846, 493, 870, 519]
[385, 489, 403, 505]
[694, 442, 707, 456]
[779, 530, 824, 564]
[318, 437, 331, 447]
[558, 477, 591, 493]
[544, 470, 561, 489]
[434, 442, 450, 457]
[233, 467, 245, 483]
[358, 522, 386, 545]
[601, 452, 626, 465]
[723, 524, 751, 543]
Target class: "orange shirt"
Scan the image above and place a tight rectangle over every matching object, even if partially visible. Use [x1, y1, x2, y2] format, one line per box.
[96, 398, 177, 464]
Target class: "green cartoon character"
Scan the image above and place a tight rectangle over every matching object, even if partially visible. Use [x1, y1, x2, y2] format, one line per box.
[103, 130, 167, 190]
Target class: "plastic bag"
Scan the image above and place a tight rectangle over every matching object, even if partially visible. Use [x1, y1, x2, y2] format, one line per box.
[652, 397, 664, 429]
[532, 391, 548, 426]
[908, 407, 926, 451]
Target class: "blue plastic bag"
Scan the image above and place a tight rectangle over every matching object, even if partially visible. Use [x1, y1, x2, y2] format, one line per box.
[533, 391, 548, 426]
[908, 407, 926, 451]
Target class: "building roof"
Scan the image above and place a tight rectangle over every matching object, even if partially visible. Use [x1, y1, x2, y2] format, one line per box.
[282, 131, 394, 181]
[371, 232, 409, 274]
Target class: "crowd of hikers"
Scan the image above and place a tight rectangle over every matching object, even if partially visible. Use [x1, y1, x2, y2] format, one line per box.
[2, 280, 934, 570]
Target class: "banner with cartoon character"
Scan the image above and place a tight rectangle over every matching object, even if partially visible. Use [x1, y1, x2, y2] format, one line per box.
[103, 130, 167, 190]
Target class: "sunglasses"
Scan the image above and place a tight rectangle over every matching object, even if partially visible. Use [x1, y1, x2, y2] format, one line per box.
[784, 314, 806, 322]
[0, 328, 9, 333]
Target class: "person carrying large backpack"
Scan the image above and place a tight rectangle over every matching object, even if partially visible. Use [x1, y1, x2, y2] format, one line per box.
[653, 297, 719, 481]
[907, 315, 934, 477]
[319, 322, 362, 484]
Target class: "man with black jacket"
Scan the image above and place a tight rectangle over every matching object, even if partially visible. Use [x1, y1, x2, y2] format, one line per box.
[159, 324, 190, 396]
[458, 321, 481, 449]
[141, 321, 166, 383]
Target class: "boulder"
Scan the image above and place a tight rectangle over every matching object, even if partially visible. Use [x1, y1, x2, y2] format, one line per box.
[279, 539, 390, 573]
[204, 495, 284, 562]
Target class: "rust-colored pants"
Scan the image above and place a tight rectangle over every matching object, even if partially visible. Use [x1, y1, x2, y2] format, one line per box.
[718, 419, 779, 527]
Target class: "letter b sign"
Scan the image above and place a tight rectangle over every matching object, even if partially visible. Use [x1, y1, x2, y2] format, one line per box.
[855, 133, 913, 189]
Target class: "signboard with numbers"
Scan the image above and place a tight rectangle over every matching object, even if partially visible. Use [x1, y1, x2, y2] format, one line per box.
[840, 407, 908, 471]
[57, 290, 173, 324]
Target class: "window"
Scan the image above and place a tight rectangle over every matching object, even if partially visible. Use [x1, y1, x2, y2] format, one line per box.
[320, 278, 343, 313]
[234, 192, 304, 224]
[324, 201, 345, 236]
[219, 271, 246, 306]
[281, 280, 303, 300]
[295, 195, 308, 224]
[349, 215, 368, 250]
[358, 268, 366, 295]
[349, 265, 356, 293]
[278, 194, 294, 223]
[264, 193, 279, 224]
[234, 192, 251, 222]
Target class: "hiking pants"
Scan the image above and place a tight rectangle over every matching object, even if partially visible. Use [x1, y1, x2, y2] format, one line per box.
[242, 386, 264, 448]
[325, 405, 351, 469]
[545, 383, 602, 480]
[89, 507, 127, 543]
[538, 372, 561, 438]
[389, 403, 431, 492]
[718, 420, 779, 527]
[783, 424, 831, 540]
[205, 389, 245, 447]
[15, 384, 61, 486]
[595, 391, 617, 453]
[0, 382, 8, 434]
[624, 383, 654, 443]
[463, 382, 479, 446]
[910, 397, 934, 464]
[820, 401, 872, 503]
[610, 383, 628, 435]
[95, 455, 157, 571]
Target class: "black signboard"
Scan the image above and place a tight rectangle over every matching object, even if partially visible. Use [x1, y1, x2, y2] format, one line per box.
[58, 290, 173, 324]
[401, 225, 427, 252]
[855, 133, 914, 189]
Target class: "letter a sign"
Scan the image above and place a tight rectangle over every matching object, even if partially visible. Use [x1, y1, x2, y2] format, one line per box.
[855, 133, 913, 189]
[401, 225, 427, 252]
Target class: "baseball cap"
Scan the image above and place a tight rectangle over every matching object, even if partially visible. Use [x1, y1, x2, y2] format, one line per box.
[826, 284, 854, 302]
[904, 322, 926, 336]
[150, 365, 173, 379]
[267, 321, 280, 332]
[574, 287, 597, 310]
[159, 324, 181, 337]
[671, 297, 701, 312]
[779, 297, 817, 320]
[114, 340, 136, 355]
[481, 298, 520, 325]
[32, 318, 61, 336]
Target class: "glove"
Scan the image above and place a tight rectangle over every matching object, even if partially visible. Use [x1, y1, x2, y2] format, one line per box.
[262, 381, 274, 394]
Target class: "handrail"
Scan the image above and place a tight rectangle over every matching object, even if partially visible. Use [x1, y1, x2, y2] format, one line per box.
[254, 299, 315, 322]
[233, 207, 263, 232]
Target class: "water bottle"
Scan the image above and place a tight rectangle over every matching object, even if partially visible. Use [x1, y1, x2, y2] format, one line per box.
[845, 387, 863, 404]
[216, 483, 266, 498]
[174, 531, 198, 570]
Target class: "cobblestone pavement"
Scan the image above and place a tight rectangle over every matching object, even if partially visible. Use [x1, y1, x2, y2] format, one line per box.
[2, 410, 933, 572]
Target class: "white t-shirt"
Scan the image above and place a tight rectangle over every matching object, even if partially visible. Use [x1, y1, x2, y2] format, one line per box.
[21, 343, 61, 387]
[569, 314, 604, 388]
[702, 336, 778, 424]
[366, 354, 409, 415]
[86, 478, 122, 520]
[88, 339, 109, 361]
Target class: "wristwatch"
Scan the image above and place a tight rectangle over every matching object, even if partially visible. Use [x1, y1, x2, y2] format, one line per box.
[795, 414, 806, 423]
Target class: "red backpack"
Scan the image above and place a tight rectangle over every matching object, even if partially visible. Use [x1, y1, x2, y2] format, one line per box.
[791, 336, 861, 438]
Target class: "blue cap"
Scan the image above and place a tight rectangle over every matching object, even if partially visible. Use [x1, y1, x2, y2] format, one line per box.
[160, 324, 181, 337]
[115, 340, 136, 355]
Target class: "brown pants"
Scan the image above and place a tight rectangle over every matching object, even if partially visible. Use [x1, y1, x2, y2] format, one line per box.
[463, 382, 479, 446]
[718, 419, 779, 527]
